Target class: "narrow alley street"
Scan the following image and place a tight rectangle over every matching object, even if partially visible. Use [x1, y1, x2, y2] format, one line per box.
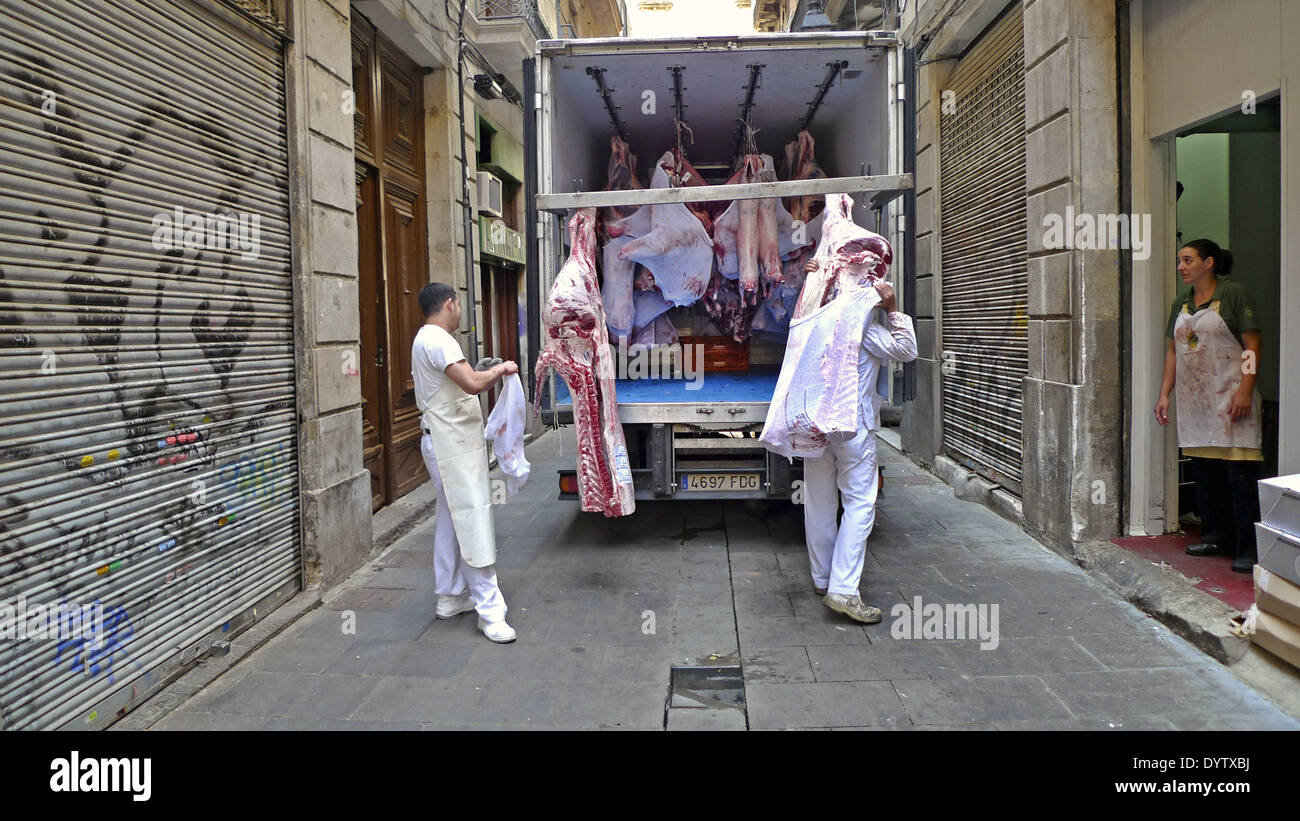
[150, 431, 1298, 731]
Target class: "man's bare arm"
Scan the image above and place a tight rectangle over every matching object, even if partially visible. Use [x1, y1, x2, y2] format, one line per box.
[445, 360, 519, 396]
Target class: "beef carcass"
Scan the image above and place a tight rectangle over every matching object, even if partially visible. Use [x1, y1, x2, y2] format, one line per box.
[602, 235, 637, 343]
[782, 130, 828, 227]
[660, 149, 720, 235]
[713, 156, 760, 299]
[632, 266, 656, 291]
[715, 154, 805, 306]
[600, 137, 646, 344]
[709, 160, 748, 279]
[794, 193, 891, 320]
[751, 253, 808, 338]
[755, 155, 784, 295]
[760, 283, 882, 459]
[617, 151, 713, 307]
[703, 268, 755, 342]
[632, 286, 672, 332]
[760, 195, 890, 458]
[534, 208, 635, 517]
[599, 135, 644, 234]
[630, 312, 679, 347]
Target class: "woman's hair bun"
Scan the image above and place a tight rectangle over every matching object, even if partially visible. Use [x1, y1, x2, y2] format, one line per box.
[1183, 238, 1233, 276]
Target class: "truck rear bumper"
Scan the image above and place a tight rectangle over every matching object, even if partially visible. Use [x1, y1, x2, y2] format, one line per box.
[556, 430, 802, 501]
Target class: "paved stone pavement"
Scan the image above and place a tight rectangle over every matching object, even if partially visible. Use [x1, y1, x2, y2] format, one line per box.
[155, 429, 1300, 731]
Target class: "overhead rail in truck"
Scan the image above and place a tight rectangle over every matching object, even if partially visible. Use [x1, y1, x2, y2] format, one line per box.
[584, 66, 629, 141]
[731, 63, 765, 165]
[799, 60, 850, 131]
[534, 173, 913, 212]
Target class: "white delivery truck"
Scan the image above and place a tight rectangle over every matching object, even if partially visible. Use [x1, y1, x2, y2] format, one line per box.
[524, 31, 910, 502]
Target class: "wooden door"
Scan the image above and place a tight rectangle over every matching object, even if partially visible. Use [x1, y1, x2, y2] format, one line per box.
[480, 263, 520, 413]
[480, 264, 496, 409]
[352, 11, 428, 510]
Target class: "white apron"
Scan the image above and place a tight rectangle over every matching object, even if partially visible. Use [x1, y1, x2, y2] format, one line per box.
[1172, 299, 1262, 450]
[422, 373, 496, 567]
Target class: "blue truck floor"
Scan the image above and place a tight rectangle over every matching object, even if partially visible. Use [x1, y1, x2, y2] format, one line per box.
[553, 367, 781, 405]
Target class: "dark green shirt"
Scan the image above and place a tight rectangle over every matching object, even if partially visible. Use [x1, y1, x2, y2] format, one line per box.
[1164, 279, 1261, 341]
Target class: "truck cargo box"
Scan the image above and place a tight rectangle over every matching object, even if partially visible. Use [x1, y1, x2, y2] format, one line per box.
[527, 32, 907, 501]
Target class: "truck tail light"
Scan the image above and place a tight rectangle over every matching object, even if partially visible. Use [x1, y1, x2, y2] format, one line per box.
[559, 474, 579, 494]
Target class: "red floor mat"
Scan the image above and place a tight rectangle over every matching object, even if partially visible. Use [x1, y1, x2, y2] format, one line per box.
[1111, 527, 1255, 613]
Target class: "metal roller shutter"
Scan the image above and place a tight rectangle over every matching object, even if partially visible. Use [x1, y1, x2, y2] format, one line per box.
[937, 4, 1027, 493]
[0, 0, 298, 729]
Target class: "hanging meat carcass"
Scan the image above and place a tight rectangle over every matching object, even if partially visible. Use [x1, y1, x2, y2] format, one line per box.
[782, 129, 828, 227]
[600, 137, 646, 344]
[631, 286, 671, 333]
[599, 135, 644, 233]
[630, 313, 679, 347]
[751, 209, 824, 337]
[712, 157, 759, 299]
[752, 253, 809, 338]
[794, 193, 891, 319]
[535, 208, 636, 517]
[660, 148, 722, 235]
[702, 267, 754, 343]
[714, 154, 804, 306]
[760, 193, 891, 458]
[755, 154, 784, 295]
[609, 151, 714, 308]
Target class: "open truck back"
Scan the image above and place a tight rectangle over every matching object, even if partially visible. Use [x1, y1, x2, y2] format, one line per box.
[525, 31, 909, 502]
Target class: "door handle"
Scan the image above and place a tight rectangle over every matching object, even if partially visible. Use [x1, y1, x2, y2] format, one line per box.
[376, 345, 385, 367]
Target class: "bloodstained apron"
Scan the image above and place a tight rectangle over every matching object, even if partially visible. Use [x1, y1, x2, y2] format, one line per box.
[422, 373, 496, 567]
[1172, 299, 1262, 450]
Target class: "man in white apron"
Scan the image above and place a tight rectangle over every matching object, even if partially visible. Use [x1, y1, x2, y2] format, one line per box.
[412, 283, 518, 642]
[800, 262, 918, 623]
[1155, 240, 1263, 573]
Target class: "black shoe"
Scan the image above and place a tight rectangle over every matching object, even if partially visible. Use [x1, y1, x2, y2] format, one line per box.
[1186, 542, 1232, 557]
[1231, 554, 1257, 574]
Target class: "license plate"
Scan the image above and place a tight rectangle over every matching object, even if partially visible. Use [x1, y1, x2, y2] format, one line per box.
[680, 473, 761, 491]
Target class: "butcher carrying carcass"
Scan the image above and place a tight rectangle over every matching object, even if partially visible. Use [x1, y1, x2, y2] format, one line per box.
[411, 282, 518, 643]
[760, 194, 918, 625]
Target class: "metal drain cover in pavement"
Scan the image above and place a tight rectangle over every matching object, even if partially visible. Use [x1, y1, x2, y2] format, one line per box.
[669, 665, 745, 709]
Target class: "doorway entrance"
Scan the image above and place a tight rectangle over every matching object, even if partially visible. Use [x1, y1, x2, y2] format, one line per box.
[1172, 100, 1282, 531]
[352, 12, 429, 510]
[479, 261, 521, 412]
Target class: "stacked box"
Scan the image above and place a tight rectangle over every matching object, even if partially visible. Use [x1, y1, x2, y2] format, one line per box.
[1255, 522, 1300, 588]
[1259, 474, 1300, 539]
[1251, 475, 1300, 670]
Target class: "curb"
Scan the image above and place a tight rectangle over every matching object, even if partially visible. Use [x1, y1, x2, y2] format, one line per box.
[111, 586, 323, 730]
[883, 439, 1250, 667]
[1073, 540, 1248, 665]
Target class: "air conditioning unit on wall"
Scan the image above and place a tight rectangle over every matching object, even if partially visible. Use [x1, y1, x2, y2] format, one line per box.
[476, 171, 503, 217]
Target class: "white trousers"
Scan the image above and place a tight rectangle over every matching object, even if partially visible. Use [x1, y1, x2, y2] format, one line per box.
[802, 426, 879, 597]
[420, 435, 508, 623]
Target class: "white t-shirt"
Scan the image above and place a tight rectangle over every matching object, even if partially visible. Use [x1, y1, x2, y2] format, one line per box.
[411, 324, 467, 413]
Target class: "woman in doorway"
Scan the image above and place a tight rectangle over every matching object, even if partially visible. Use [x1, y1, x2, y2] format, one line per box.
[1154, 239, 1264, 573]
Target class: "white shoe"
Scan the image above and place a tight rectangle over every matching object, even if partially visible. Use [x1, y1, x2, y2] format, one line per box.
[478, 618, 516, 643]
[823, 593, 883, 624]
[436, 593, 475, 619]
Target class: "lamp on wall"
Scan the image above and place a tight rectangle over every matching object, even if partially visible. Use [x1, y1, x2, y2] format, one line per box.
[798, 0, 835, 31]
[474, 73, 504, 100]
